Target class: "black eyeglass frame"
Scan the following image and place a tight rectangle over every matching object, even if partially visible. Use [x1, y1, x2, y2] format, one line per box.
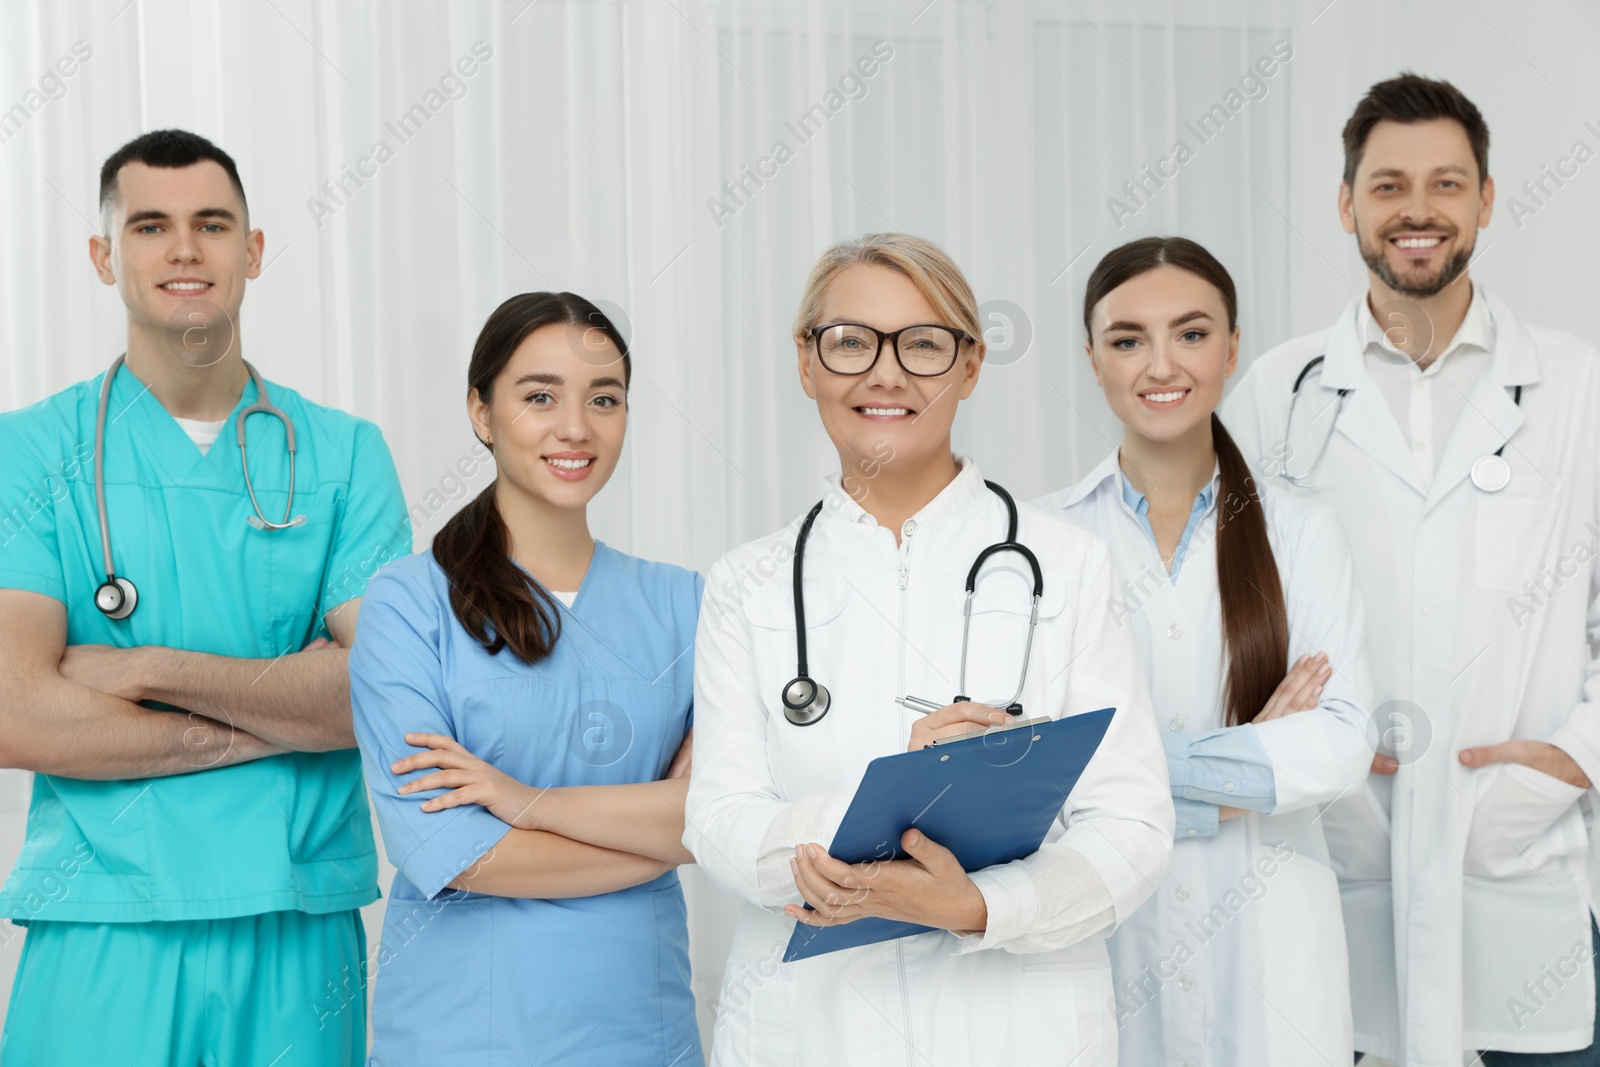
[807, 321, 975, 377]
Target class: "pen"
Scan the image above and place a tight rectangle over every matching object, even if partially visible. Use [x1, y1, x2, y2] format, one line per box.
[896, 695, 944, 715]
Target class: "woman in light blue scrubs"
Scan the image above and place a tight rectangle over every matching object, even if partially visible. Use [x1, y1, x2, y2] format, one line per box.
[349, 292, 704, 1066]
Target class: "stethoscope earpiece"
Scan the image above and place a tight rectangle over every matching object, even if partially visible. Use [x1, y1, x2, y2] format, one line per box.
[95, 577, 138, 620]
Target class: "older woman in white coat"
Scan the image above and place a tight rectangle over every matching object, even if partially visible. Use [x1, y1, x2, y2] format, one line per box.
[684, 233, 1174, 1066]
[1035, 237, 1375, 1065]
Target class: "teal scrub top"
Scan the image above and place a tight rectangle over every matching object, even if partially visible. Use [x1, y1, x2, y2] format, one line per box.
[350, 545, 704, 1066]
[0, 362, 410, 923]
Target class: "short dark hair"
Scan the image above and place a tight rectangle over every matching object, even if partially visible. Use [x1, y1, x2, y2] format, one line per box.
[98, 129, 248, 227]
[1342, 73, 1488, 187]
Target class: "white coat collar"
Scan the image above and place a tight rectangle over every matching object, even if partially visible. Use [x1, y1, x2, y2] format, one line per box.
[819, 454, 992, 530]
[1319, 284, 1540, 391]
[1053, 449, 1125, 509]
[1052, 448, 1222, 512]
[1315, 286, 1541, 506]
[1354, 281, 1496, 367]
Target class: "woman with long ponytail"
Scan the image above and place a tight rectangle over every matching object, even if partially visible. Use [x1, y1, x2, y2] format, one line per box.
[348, 293, 703, 1065]
[1036, 238, 1374, 1064]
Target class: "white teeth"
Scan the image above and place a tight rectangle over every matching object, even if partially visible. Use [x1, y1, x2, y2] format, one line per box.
[1394, 237, 1442, 248]
[162, 281, 209, 290]
[545, 457, 592, 470]
[1144, 390, 1186, 403]
[859, 407, 910, 416]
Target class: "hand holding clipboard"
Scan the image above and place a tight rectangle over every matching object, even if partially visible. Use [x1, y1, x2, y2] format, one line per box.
[782, 707, 1117, 962]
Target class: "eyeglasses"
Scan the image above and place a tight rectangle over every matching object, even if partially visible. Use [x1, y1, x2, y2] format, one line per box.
[808, 322, 972, 377]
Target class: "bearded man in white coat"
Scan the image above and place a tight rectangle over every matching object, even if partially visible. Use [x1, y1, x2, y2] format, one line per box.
[1223, 73, 1600, 1067]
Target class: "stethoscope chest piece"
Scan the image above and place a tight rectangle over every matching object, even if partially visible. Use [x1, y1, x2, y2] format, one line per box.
[92, 354, 302, 621]
[781, 676, 831, 726]
[1471, 453, 1511, 493]
[780, 480, 1042, 728]
[94, 576, 138, 620]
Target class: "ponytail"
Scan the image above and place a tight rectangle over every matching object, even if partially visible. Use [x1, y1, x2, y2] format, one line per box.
[1212, 413, 1289, 727]
[1086, 239, 1291, 726]
[432, 483, 562, 665]
[432, 291, 630, 665]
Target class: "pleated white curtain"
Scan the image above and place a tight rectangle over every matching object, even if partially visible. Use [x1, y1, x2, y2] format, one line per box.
[4, 0, 1598, 1055]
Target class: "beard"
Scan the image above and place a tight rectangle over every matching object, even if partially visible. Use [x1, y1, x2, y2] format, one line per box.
[1356, 222, 1474, 299]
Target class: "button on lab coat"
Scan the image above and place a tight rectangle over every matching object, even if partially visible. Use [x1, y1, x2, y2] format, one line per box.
[1223, 290, 1600, 1065]
[1036, 452, 1373, 1066]
[684, 459, 1174, 1066]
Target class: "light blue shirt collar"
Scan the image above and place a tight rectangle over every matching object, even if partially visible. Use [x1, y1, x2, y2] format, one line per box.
[1118, 468, 1216, 581]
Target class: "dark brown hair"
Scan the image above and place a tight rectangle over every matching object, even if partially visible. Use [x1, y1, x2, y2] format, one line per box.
[1082, 237, 1288, 728]
[434, 292, 631, 665]
[1342, 73, 1489, 187]
[100, 129, 248, 225]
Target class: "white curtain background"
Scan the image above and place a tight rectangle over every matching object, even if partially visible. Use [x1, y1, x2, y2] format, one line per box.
[3, 0, 1599, 1054]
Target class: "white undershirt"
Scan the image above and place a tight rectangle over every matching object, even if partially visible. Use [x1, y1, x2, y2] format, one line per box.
[1358, 285, 1495, 484]
[172, 416, 228, 455]
[550, 590, 577, 607]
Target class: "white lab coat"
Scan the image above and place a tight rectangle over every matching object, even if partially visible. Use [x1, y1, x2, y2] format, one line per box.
[1222, 289, 1600, 1066]
[1036, 452, 1373, 1066]
[685, 458, 1174, 1066]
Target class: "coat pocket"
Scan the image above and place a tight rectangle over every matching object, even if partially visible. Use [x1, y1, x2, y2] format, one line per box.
[1463, 763, 1587, 878]
[1476, 490, 1563, 593]
[1020, 958, 1105, 1064]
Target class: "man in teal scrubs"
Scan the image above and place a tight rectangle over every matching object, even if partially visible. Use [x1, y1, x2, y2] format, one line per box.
[0, 129, 409, 1064]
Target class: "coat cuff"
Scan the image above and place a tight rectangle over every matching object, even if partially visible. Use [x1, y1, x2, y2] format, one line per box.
[755, 792, 853, 909]
[951, 861, 1040, 952]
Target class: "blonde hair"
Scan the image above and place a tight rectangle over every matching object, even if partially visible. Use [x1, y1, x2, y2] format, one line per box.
[792, 232, 981, 344]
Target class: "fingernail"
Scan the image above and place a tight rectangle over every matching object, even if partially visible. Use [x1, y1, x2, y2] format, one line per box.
[391, 762, 402, 772]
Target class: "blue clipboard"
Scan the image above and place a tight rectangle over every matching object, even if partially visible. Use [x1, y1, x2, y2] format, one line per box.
[784, 707, 1116, 963]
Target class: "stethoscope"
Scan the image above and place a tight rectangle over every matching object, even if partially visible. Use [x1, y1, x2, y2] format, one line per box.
[1281, 354, 1520, 493]
[780, 480, 1044, 726]
[92, 354, 303, 620]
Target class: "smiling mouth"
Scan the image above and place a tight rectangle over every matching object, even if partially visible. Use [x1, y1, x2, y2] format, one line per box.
[855, 405, 915, 419]
[160, 281, 213, 293]
[1388, 234, 1447, 257]
[1139, 389, 1189, 406]
[544, 457, 593, 470]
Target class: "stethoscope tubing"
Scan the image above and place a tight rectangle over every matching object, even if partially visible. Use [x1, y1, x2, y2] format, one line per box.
[92, 354, 300, 618]
[784, 479, 1044, 725]
[1283, 353, 1520, 491]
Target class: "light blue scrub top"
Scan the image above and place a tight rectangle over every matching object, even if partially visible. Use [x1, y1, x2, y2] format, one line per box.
[0, 363, 409, 923]
[350, 545, 705, 1067]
